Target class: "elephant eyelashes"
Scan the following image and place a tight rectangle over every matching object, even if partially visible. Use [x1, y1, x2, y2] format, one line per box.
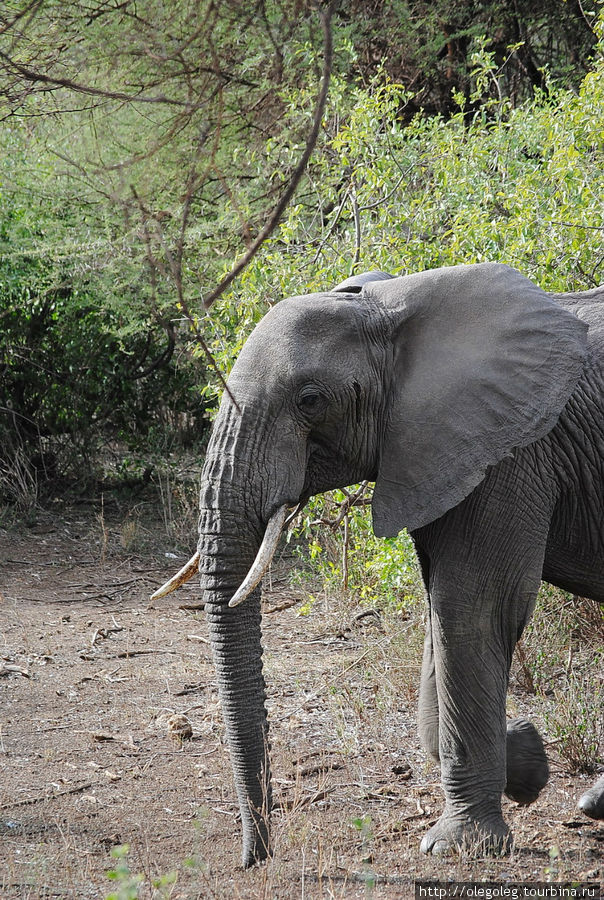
[296, 390, 326, 416]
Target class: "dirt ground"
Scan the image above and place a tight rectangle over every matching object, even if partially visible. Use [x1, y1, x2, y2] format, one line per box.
[0, 500, 602, 899]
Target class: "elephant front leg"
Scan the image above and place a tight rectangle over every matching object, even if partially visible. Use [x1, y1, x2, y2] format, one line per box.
[419, 617, 549, 806]
[414, 473, 552, 856]
[420, 598, 513, 856]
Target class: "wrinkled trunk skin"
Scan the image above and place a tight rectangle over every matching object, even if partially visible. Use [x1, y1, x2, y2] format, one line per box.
[204, 582, 271, 866]
[197, 400, 274, 867]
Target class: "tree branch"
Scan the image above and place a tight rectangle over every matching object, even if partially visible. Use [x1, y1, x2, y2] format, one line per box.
[201, 0, 337, 309]
[132, 323, 176, 379]
[352, 181, 361, 268]
[0, 0, 44, 37]
[0, 51, 196, 107]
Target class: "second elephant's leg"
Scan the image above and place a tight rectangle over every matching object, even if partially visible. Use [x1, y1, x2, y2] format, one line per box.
[505, 717, 549, 804]
[578, 775, 604, 819]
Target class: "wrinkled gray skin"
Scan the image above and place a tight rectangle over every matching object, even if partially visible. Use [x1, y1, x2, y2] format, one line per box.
[578, 774, 604, 819]
[196, 263, 604, 866]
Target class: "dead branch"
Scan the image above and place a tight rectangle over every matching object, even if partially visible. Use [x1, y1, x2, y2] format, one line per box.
[0, 0, 44, 37]
[0, 51, 195, 107]
[0, 781, 93, 810]
[200, 1, 336, 309]
[310, 481, 371, 529]
[90, 619, 125, 647]
[0, 663, 30, 678]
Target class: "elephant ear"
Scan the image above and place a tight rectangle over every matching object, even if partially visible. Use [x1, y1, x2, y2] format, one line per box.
[364, 263, 588, 537]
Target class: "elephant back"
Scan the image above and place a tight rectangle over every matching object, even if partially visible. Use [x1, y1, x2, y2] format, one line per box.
[332, 271, 393, 293]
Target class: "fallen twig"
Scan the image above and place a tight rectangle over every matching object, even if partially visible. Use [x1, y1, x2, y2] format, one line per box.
[0, 781, 93, 810]
[0, 663, 30, 678]
[173, 682, 204, 697]
[276, 785, 337, 811]
[90, 617, 124, 646]
[116, 648, 178, 658]
[265, 597, 301, 614]
[296, 761, 344, 778]
[90, 731, 137, 750]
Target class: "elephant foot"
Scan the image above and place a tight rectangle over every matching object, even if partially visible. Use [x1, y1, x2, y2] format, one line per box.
[240, 814, 272, 869]
[505, 717, 549, 805]
[420, 812, 512, 857]
[241, 839, 271, 869]
[577, 774, 604, 820]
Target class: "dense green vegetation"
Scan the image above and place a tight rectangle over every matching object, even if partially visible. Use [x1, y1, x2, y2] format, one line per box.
[1, 0, 603, 502]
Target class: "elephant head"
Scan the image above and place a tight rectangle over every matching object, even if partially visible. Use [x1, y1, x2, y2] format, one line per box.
[153, 262, 587, 866]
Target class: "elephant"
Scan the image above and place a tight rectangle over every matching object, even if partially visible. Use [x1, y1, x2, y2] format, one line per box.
[153, 262, 604, 866]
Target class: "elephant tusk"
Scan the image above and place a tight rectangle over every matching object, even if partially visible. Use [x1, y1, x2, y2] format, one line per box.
[150, 551, 200, 600]
[228, 504, 289, 608]
[284, 502, 303, 527]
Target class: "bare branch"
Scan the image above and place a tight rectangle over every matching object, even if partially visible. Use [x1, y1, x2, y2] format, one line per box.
[132, 324, 176, 379]
[0, 51, 197, 108]
[0, 0, 44, 37]
[201, 0, 337, 309]
[130, 181, 241, 412]
[351, 182, 361, 268]
[313, 185, 350, 263]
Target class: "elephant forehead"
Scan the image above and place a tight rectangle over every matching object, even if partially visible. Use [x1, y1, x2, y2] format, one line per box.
[232, 294, 373, 377]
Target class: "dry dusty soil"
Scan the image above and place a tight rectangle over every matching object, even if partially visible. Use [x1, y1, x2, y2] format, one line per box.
[0, 501, 602, 899]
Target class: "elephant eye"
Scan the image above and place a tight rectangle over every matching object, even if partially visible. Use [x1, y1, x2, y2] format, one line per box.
[297, 389, 325, 415]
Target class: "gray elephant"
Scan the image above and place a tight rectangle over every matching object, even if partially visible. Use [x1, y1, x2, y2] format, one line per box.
[154, 262, 604, 866]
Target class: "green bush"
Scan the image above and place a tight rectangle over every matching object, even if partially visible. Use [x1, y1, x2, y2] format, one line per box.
[0, 126, 208, 492]
[290, 487, 422, 612]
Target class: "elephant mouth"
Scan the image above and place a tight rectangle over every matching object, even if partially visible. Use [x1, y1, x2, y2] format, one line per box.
[150, 502, 300, 607]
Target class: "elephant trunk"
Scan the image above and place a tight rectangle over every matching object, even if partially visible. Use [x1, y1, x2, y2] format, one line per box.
[196, 411, 277, 867]
[204, 583, 271, 866]
[188, 388, 302, 865]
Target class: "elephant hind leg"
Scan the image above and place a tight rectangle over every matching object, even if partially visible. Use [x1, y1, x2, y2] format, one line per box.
[418, 604, 440, 763]
[578, 774, 604, 819]
[504, 717, 549, 804]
